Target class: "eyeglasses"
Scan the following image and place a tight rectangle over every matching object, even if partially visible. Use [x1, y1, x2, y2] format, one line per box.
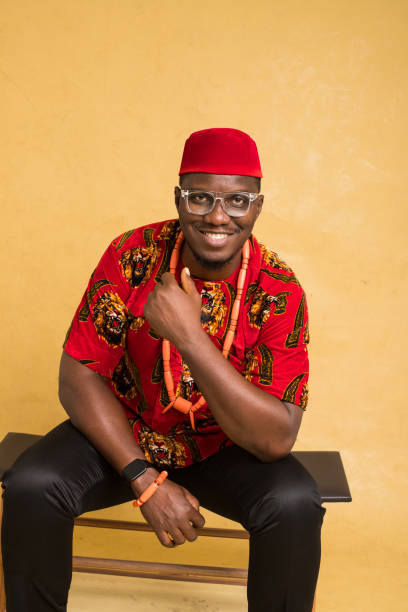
[180, 189, 260, 218]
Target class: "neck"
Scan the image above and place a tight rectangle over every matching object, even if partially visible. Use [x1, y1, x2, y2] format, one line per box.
[181, 243, 242, 281]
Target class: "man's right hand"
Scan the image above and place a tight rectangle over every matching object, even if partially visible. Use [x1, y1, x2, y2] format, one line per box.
[131, 471, 205, 547]
[59, 353, 205, 546]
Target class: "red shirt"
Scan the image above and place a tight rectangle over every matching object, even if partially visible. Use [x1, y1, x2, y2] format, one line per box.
[64, 219, 309, 469]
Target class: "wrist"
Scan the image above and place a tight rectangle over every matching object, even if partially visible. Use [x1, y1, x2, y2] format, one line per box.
[130, 467, 160, 497]
[176, 325, 208, 357]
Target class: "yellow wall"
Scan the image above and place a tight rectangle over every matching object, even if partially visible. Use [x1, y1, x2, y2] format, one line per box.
[1, 1, 407, 609]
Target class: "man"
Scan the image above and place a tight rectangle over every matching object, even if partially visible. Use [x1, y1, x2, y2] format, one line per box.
[2, 128, 325, 611]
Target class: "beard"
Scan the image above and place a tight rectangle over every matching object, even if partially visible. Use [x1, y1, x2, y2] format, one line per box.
[188, 244, 237, 270]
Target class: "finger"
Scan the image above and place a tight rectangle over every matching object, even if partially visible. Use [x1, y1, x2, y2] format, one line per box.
[180, 267, 199, 296]
[157, 529, 176, 548]
[168, 527, 186, 546]
[189, 508, 206, 529]
[159, 272, 177, 286]
[181, 521, 199, 542]
[182, 488, 200, 511]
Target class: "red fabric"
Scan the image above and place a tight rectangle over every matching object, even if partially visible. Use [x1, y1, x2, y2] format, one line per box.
[64, 219, 308, 469]
[179, 128, 263, 177]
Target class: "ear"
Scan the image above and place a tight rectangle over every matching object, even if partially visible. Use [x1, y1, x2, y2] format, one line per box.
[174, 185, 181, 211]
[254, 195, 263, 219]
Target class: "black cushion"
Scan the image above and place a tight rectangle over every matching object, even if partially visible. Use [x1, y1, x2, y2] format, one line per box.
[0, 433, 351, 503]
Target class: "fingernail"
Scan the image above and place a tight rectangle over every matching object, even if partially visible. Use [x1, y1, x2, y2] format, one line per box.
[185, 267, 190, 276]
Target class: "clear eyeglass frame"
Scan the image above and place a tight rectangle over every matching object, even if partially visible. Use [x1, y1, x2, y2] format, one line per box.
[180, 189, 260, 218]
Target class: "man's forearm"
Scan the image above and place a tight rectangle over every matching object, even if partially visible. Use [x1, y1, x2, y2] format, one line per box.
[58, 352, 205, 546]
[179, 330, 302, 462]
[58, 351, 159, 491]
[144, 269, 302, 463]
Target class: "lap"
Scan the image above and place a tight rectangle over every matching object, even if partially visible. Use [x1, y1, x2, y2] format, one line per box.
[168, 444, 323, 530]
[4, 421, 322, 527]
[3, 420, 134, 516]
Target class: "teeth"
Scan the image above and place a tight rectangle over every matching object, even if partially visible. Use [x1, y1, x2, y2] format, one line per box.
[203, 232, 228, 240]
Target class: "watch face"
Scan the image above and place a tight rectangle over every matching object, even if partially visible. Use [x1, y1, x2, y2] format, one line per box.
[123, 459, 149, 481]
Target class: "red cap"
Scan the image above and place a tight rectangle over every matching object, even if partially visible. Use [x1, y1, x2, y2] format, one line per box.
[179, 128, 262, 178]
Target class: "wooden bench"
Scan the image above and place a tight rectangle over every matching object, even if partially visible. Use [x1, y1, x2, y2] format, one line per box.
[0, 432, 351, 611]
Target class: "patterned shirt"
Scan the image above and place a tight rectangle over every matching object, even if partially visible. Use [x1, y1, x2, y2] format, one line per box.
[64, 219, 309, 469]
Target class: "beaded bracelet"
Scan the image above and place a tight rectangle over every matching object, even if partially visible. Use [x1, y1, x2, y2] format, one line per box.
[132, 471, 168, 507]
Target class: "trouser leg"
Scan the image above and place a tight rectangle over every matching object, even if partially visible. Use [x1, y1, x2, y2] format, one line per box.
[168, 444, 326, 612]
[2, 421, 325, 612]
[1, 420, 134, 612]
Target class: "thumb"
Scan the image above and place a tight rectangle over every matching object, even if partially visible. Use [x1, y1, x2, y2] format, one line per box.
[180, 267, 198, 296]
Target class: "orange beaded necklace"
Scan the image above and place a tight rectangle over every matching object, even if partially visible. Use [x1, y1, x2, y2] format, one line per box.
[161, 231, 250, 431]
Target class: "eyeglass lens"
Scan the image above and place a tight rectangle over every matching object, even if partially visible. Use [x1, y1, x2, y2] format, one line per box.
[186, 191, 251, 217]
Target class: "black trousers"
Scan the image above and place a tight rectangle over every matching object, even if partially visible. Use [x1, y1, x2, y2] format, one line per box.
[1, 421, 326, 612]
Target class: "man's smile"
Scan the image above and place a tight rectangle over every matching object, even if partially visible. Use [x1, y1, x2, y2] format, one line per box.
[196, 227, 238, 248]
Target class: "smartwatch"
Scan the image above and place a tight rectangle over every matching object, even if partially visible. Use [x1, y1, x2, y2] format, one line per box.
[122, 458, 155, 482]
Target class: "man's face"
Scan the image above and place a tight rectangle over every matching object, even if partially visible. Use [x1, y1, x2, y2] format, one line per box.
[175, 173, 263, 280]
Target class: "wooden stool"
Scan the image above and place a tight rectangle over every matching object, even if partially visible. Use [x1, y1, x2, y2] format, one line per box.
[0, 432, 351, 611]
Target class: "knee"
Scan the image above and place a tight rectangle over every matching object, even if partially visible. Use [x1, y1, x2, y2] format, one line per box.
[247, 476, 325, 535]
[279, 477, 325, 526]
[2, 460, 74, 518]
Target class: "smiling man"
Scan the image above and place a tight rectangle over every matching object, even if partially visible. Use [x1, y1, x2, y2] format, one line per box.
[2, 128, 325, 612]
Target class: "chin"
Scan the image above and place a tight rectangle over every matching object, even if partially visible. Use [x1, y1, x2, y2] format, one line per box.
[190, 247, 235, 270]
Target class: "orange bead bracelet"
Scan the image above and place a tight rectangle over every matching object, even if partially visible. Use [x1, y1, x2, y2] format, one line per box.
[132, 471, 168, 507]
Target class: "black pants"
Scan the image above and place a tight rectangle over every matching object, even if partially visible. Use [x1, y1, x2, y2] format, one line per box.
[1, 421, 326, 612]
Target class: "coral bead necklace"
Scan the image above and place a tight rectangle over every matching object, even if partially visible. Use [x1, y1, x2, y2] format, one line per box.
[161, 231, 250, 431]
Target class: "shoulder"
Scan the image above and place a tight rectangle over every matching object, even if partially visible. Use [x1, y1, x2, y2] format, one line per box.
[244, 237, 308, 334]
[104, 219, 180, 289]
[258, 240, 293, 273]
[109, 219, 180, 255]
[252, 237, 305, 298]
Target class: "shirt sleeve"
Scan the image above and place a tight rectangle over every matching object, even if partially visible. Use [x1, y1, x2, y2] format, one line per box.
[63, 241, 132, 379]
[245, 285, 309, 409]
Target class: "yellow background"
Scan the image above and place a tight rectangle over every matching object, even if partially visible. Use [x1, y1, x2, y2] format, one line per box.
[1, 1, 407, 609]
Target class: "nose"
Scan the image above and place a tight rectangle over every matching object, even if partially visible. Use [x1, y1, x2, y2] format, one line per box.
[202, 198, 231, 225]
